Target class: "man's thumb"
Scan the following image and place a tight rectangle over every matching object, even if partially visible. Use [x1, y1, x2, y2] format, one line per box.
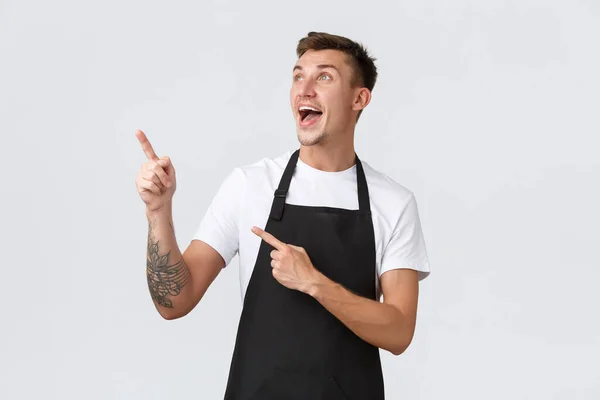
[158, 156, 171, 168]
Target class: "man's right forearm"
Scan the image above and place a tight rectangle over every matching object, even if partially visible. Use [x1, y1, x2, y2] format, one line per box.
[145, 205, 192, 319]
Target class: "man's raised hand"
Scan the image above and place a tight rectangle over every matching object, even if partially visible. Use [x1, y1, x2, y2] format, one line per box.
[135, 129, 177, 213]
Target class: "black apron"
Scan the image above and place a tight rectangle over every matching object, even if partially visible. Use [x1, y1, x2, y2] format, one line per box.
[223, 149, 384, 400]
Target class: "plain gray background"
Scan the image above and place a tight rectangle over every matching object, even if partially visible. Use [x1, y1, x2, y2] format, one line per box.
[1, 0, 599, 398]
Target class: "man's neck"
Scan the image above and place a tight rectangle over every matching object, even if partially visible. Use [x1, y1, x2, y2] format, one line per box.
[298, 141, 356, 172]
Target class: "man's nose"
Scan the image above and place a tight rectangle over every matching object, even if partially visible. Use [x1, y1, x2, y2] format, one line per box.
[297, 79, 317, 98]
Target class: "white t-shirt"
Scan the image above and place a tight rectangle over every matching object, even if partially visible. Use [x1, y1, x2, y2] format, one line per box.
[192, 150, 431, 301]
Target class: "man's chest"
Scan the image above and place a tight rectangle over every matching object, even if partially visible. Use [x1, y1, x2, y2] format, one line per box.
[234, 181, 390, 301]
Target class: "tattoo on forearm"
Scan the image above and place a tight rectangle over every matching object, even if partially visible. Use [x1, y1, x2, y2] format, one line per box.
[146, 218, 190, 308]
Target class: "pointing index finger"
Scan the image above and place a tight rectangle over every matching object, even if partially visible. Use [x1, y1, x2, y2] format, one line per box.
[251, 226, 285, 250]
[135, 129, 159, 161]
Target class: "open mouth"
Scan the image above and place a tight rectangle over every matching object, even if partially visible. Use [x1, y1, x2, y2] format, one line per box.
[298, 106, 323, 126]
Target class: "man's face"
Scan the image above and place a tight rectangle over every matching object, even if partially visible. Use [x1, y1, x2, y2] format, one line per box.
[290, 49, 361, 146]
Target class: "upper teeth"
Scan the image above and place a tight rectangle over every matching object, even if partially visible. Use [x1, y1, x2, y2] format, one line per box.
[299, 106, 319, 112]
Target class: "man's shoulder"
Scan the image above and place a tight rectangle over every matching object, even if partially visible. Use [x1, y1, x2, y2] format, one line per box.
[235, 150, 293, 181]
[360, 160, 416, 216]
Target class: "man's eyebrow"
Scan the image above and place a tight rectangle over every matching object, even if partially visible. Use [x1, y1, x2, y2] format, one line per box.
[292, 64, 340, 72]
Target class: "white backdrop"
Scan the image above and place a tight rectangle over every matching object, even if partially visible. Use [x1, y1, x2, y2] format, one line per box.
[1, 0, 599, 398]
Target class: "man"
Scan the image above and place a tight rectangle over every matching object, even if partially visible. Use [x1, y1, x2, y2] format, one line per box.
[135, 31, 430, 400]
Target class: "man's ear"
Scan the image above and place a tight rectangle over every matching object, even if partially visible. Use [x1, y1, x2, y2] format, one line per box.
[352, 87, 371, 112]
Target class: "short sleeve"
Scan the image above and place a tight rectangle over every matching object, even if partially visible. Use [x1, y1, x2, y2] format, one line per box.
[191, 167, 246, 267]
[380, 193, 431, 281]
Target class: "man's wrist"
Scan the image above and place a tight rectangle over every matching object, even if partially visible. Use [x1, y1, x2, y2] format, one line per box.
[305, 270, 332, 299]
[146, 203, 173, 219]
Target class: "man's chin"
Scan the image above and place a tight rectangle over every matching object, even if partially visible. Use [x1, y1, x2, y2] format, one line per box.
[297, 130, 326, 146]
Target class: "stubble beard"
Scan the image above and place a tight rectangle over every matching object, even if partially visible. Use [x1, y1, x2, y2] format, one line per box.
[297, 128, 328, 146]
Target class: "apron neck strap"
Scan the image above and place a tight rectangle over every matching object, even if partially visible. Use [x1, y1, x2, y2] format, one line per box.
[269, 149, 371, 221]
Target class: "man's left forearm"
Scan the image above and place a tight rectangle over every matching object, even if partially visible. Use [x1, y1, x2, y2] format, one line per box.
[306, 272, 413, 355]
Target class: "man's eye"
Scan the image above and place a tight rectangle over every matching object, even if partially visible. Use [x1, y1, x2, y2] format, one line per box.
[318, 74, 331, 81]
[294, 75, 303, 81]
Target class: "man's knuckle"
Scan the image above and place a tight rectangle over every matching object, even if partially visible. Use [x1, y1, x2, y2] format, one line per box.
[150, 163, 159, 172]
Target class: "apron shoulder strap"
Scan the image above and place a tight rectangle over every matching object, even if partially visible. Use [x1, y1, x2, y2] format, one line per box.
[269, 149, 300, 221]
